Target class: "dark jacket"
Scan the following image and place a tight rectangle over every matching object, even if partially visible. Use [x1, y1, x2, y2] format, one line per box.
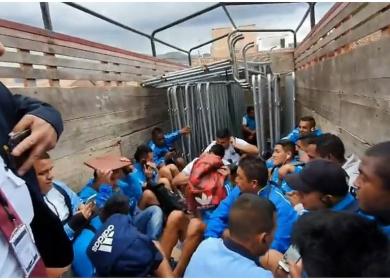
[0, 82, 72, 267]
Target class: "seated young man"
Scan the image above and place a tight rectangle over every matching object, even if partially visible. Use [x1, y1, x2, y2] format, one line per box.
[184, 194, 275, 277]
[33, 152, 94, 240]
[355, 141, 390, 238]
[282, 116, 322, 144]
[148, 126, 190, 171]
[285, 159, 358, 213]
[122, 144, 169, 205]
[269, 140, 302, 194]
[205, 155, 297, 254]
[79, 156, 163, 240]
[241, 106, 257, 144]
[157, 146, 237, 277]
[289, 211, 390, 277]
[302, 133, 360, 196]
[88, 213, 173, 277]
[72, 194, 131, 277]
[203, 128, 259, 165]
[172, 144, 229, 192]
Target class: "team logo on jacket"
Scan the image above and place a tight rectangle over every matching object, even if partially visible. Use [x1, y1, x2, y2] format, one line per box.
[92, 225, 115, 253]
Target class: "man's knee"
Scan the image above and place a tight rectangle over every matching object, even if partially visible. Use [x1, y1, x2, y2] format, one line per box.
[167, 210, 188, 228]
[187, 218, 205, 237]
[167, 163, 179, 174]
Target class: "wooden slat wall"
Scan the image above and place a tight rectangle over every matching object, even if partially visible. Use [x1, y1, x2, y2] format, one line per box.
[0, 19, 181, 190]
[295, 3, 390, 156]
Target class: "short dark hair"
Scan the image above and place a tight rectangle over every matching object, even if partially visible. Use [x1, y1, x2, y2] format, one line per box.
[300, 116, 316, 128]
[315, 133, 345, 163]
[365, 141, 390, 190]
[238, 155, 268, 187]
[209, 144, 225, 158]
[216, 128, 231, 139]
[134, 144, 152, 162]
[246, 106, 254, 114]
[275, 139, 296, 155]
[100, 194, 130, 222]
[151, 127, 163, 138]
[292, 210, 390, 277]
[229, 193, 275, 240]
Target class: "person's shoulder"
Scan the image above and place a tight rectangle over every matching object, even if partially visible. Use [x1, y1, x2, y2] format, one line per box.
[53, 180, 74, 193]
[235, 137, 249, 145]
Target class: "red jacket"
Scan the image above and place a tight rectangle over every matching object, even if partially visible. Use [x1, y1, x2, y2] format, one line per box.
[187, 154, 228, 212]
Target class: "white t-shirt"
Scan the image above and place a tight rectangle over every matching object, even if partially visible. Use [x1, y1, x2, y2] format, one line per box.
[44, 187, 70, 222]
[342, 154, 361, 191]
[0, 157, 34, 277]
[182, 157, 230, 176]
[204, 138, 250, 165]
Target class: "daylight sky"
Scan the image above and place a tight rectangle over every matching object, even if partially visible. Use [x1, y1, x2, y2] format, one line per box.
[0, 2, 334, 56]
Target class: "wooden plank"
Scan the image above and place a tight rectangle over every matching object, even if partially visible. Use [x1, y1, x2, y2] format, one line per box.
[295, 3, 363, 57]
[55, 110, 167, 159]
[0, 65, 153, 81]
[9, 86, 167, 121]
[297, 7, 390, 68]
[0, 19, 185, 68]
[52, 138, 122, 191]
[296, 35, 390, 88]
[0, 34, 181, 73]
[296, 3, 389, 64]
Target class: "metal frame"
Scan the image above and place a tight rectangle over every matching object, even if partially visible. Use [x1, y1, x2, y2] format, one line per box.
[37, 2, 317, 64]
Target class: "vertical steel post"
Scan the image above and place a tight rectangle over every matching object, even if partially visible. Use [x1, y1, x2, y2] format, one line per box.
[267, 74, 275, 148]
[40, 2, 53, 31]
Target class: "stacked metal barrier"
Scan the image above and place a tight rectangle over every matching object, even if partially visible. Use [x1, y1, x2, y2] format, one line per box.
[251, 72, 295, 155]
[167, 82, 245, 161]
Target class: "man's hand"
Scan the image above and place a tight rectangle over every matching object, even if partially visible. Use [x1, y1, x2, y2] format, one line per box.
[217, 166, 230, 177]
[180, 126, 191, 135]
[95, 169, 114, 186]
[79, 202, 94, 219]
[286, 191, 302, 206]
[11, 114, 58, 175]
[288, 260, 303, 278]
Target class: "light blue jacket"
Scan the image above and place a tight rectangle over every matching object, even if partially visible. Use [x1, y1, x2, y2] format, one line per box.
[282, 127, 322, 144]
[52, 180, 83, 240]
[72, 216, 103, 277]
[148, 130, 181, 166]
[205, 186, 298, 253]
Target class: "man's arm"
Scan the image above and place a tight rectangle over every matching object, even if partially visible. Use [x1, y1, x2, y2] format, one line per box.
[204, 188, 240, 238]
[233, 138, 259, 155]
[12, 94, 63, 138]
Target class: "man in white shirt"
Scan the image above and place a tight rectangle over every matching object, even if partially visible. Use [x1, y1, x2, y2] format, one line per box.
[203, 128, 259, 165]
[33, 152, 94, 240]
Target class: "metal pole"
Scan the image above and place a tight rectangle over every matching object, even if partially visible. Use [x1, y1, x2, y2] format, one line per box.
[64, 2, 188, 56]
[267, 74, 275, 148]
[292, 72, 296, 129]
[221, 4, 237, 29]
[252, 75, 261, 154]
[274, 75, 281, 141]
[242, 42, 255, 84]
[309, 2, 316, 29]
[40, 2, 53, 31]
[258, 75, 266, 153]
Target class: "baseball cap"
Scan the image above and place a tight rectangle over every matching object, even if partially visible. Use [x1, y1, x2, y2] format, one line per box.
[87, 214, 163, 277]
[285, 159, 349, 196]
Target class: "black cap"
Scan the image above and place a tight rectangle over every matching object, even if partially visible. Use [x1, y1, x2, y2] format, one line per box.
[285, 159, 349, 196]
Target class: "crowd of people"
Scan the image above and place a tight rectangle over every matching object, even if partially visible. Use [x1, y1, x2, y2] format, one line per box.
[0, 40, 389, 278]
